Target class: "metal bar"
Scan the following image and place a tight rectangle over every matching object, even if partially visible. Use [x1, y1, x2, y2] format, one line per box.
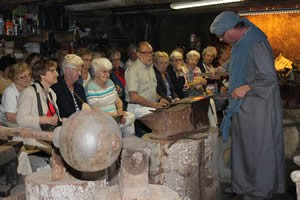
[0, 126, 53, 141]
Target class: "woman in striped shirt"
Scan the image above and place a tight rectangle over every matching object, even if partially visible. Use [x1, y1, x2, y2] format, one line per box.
[85, 57, 135, 137]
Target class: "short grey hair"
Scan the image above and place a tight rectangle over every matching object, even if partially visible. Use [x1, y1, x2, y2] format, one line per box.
[169, 50, 183, 61]
[186, 50, 200, 60]
[92, 58, 112, 73]
[62, 54, 84, 72]
[202, 46, 217, 59]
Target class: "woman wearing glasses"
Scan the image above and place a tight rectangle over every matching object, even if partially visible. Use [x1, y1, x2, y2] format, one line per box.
[86, 57, 135, 137]
[1, 62, 32, 127]
[154, 51, 179, 102]
[17, 59, 60, 131]
[16, 59, 60, 174]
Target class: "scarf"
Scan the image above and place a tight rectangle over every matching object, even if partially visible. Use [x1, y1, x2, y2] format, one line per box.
[220, 18, 267, 141]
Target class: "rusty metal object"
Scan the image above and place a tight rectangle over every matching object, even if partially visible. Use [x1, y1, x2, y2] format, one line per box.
[139, 96, 209, 139]
[0, 110, 122, 173]
[58, 110, 122, 172]
[0, 126, 52, 141]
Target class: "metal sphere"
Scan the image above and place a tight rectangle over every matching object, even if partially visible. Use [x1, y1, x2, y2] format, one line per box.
[58, 110, 122, 172]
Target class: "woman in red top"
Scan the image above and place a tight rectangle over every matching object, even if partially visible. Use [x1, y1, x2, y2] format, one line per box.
[109, 50, 127, 110]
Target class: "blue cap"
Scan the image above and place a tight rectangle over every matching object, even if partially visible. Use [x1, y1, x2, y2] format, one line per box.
[210, 11, 242, 36]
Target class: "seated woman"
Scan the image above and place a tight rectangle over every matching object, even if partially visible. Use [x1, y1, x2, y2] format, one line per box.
[199, 46, 218, 73]
[154, 51, 178, 102]
[51, 54, 86, 118]
[184, 50, 207, 97]
[16, 59, 60, 174]
[1, 62, 32, 127]
[85, 58, 135, 137]
[109, 50, 127, 110]
[77, 48, 94, 87]
[185, 50, 218, 127]
[214, 44, 231, 70]
[199, 45, 221, 94]
[167, 50, 188, 98]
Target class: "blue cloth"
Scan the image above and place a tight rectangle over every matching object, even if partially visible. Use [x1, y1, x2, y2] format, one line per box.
[210, 11, 242, 36]
[219, 17, 267, 141]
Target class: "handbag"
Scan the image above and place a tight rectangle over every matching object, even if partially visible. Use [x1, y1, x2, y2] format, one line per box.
[32, 83, 60, 131]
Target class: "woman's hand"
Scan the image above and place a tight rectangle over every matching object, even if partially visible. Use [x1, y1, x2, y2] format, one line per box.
[115, 111, 126, 124]
[195, 76, 207, 85]
[183, 83, 189, 91]
[117, 110, 126, 116]
[41, 115, 58, 126]
[115, 85, 122, 96]
[119, 116, 126, 124]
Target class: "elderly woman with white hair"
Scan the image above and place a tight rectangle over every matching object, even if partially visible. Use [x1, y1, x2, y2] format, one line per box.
[185, 50, 207, 85]
[154, 51, 179, 102]
[167, 50, 188, 98]
[185, 50, 218, 127]
[85, 58, 135, 137]
[51, 54, 87, 118]
[199, 46, 217, 73]
[184, 50, 207, 97]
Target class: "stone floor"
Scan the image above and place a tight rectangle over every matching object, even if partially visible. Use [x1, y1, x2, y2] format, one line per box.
[220, 184, 296, 200]
[0, 156, 299, 200]
[220, 158, 298, 200]
[1, 168, 298, 200]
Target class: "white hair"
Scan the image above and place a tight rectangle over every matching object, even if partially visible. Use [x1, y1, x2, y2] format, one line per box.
[62, 54, 84, 73]
[92, 57, 112, 73]
[170, 50, 183, 61]
[202, 46, 217, 59]
[186, 50, 200, 60]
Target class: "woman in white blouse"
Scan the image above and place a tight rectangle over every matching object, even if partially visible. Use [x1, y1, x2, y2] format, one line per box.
[1, 62, 32, 127]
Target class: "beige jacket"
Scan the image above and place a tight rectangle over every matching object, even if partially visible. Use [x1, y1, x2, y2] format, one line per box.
[16, 82, 59, 130]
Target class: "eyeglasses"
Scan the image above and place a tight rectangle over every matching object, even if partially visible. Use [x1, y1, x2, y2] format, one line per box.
[112, 58, 121, 61]
[139, 51, 154, 56]
[99, 70, 111, 74]
[48, 68, 57, 73]
[83, 59, 92, 62]
[158, 61, 169, 65]
[173, 58, 183, 62]
[70, 67, 82, 73]
[17, 73, 31, 80]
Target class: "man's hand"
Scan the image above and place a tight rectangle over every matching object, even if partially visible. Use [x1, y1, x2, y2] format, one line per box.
[231, 85, 251, 99]
[153, 98, 169, 108]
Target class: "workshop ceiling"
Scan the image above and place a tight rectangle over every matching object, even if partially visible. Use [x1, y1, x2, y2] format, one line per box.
[0, 0, 298, 13]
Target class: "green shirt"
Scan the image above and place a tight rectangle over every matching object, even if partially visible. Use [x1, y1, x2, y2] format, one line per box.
[125, 59, 157, 103]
